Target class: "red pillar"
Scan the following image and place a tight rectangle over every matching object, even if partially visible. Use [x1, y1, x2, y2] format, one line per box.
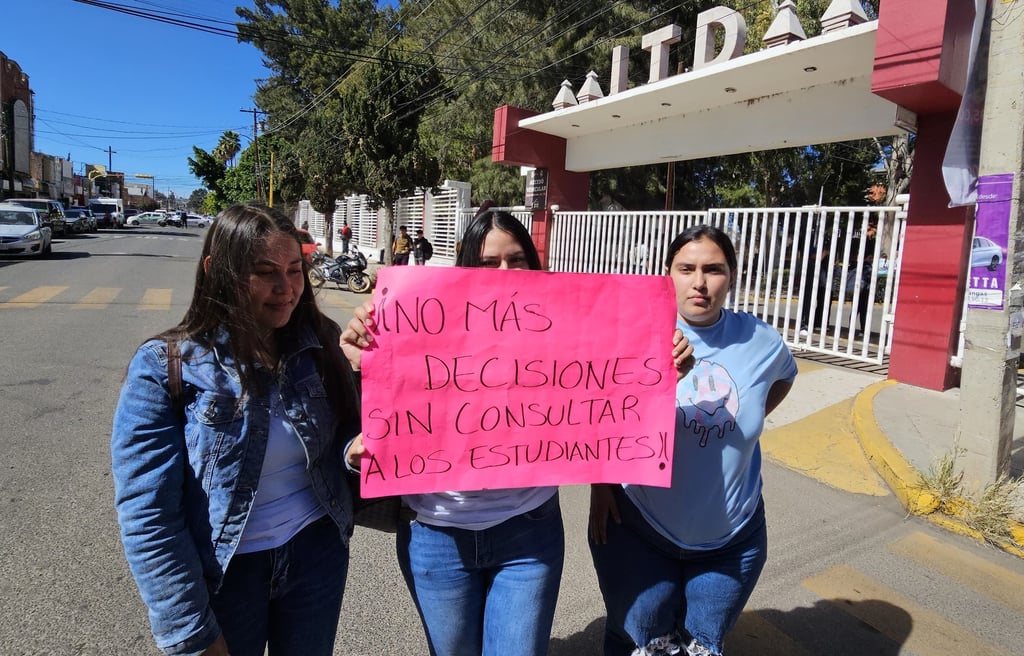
[492, 105, 589, 265]
[871, 0, 976, 390]
[887, 111, 970, 390]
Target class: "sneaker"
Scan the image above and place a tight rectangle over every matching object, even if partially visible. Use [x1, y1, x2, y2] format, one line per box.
[632, 632, 683, 656]
[683, 637, 718, 656]
[799, 329, 809, 337]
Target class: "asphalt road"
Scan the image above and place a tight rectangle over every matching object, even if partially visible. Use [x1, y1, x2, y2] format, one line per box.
[2, 228, 1023, 655]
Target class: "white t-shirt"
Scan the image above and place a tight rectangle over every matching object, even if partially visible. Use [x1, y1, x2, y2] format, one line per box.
[406, 486, 557, 531]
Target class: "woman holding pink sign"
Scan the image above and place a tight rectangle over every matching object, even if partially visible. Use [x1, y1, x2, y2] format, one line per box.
[342, 209, 562, 656]
[589, 224, 797, 656]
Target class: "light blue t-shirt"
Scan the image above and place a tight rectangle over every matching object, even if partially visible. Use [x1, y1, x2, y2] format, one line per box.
[625, 309, 797, 550]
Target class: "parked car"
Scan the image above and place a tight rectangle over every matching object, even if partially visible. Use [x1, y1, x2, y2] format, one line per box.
[0, 204, 52, 257]
[123, 208, 140, 219]
[7, 198, 67, 236]
[81, 208, 98, 232]
[64, 208, 98, 234]
[971, 236, 1004, 271]
[127, 211, 170, 226]
[184, 213, 212, 228]
[87, 197, 124, 228]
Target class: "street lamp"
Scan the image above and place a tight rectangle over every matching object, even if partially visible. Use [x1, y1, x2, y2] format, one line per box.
[134, 173, 155, 208]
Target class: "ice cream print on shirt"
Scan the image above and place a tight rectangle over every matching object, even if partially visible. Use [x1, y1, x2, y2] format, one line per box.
[676, 359, 738, 448]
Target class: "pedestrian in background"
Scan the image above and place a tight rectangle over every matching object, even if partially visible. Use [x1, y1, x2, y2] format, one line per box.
[112, 204, 361, 656]
[392, 225, 412, 265]
[340, 220, 352, 254]
[412, 228, 432, 265]
[589, 224, 797, 656]
[298, 220, 318, 263]
[799, 244, 832, 338]
[847, 222, 878, 339]
[341, 210, 563, 656]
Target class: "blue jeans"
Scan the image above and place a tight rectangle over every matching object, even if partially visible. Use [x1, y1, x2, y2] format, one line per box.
[589, 487, 767, 656]
[397, 493, 565, 656]
[209, 515, 349, 656]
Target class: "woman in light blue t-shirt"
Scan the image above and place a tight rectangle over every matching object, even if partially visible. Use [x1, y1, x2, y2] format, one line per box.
[589, 224, 797, 656]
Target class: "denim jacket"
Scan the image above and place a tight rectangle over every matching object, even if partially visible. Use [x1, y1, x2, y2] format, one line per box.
[111, 325, 357, 655]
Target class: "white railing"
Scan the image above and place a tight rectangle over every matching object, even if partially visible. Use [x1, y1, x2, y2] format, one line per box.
[550, 204, 907, 367]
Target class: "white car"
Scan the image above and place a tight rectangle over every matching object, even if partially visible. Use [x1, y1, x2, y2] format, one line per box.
[127, 211, 170, 226]
[970, 236, 1004, 271]
[0, 204, 52, 257]
[184, 214, 212, 228]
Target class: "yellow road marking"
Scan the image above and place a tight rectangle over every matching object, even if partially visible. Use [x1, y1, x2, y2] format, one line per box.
[0, 286, 68, 308]
[140, 288, 172, 311]
[794, 358, 827, 373]
[803, 564, 1006, 655]
[727, 610, 812, 656]
[889, 531, 1024, 614]
[762, 398, 889, 496]
[73, 287, 121, 309]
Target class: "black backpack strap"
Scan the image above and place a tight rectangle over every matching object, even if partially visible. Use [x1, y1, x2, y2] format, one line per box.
[166, 338, 183, 413]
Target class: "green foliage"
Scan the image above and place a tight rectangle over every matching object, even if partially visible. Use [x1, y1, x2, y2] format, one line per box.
[184, 0, 898, 217]
[470, 157, 524, 207]
[339, 40, 442, 260]
[187, 147, 226, 198]
[187, 188, 208, 210]
[235, 0, 382, 253]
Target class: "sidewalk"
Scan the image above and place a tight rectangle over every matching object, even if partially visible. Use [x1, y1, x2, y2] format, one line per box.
[766, 357, 1024, 557]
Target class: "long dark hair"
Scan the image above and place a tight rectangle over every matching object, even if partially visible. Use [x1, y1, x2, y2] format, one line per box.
[664, 224, 738, 276]
[158, 203, 357, 414]
[456, 210, 542, 270]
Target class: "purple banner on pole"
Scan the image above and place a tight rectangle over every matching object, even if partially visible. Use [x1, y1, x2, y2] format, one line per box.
[968, 173, 1014, 310]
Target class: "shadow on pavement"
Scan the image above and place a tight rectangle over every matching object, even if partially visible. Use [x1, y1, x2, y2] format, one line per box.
[555, 599, 912, 655]
[727, 598, 911, 655]
[37, 251, 92, 260]
[549, 618, 604, 655]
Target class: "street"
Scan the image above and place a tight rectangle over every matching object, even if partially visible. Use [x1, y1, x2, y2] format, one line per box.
[2, 229, 1023, 655]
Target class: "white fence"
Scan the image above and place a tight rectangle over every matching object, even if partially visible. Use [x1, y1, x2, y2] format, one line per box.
[299, 189, 909, 368]
[549, 203, 907, 366]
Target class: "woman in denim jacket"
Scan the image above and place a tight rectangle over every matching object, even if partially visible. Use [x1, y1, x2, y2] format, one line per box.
[112, 204, 360, 656]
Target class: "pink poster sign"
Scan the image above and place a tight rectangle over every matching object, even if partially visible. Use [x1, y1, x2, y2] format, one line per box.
[359, 266, 678, 497]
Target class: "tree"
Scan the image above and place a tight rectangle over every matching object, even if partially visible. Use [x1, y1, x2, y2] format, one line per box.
[187, 147, 226, 199]
[213, 131, 242, 166]
[220, 143, 261, 205]
[340, 41, 441, 264]
[295, 110, 353, 255]
[188, 188, 208, 211]
[236, 0, 380, 239]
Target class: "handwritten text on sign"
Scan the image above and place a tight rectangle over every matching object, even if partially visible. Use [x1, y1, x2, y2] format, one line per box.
[359, 266, 677, 497]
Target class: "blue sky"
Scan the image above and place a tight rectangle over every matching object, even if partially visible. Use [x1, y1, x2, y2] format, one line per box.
[4, 0, 270, 199]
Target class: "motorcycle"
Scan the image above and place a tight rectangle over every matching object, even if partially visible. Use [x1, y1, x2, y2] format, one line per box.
[309, 245, 373, 293]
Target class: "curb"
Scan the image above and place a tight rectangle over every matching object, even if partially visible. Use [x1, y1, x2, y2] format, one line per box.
[852, 380, 1024, 558]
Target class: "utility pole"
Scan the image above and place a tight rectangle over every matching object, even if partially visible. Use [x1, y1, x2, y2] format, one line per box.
[957, 0, 1024, 485]
[107, 146, 116, 172]
[240, 108, 264, 202]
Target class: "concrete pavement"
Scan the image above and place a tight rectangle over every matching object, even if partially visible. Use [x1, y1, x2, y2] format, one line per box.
[765, 357, 1024, 557]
